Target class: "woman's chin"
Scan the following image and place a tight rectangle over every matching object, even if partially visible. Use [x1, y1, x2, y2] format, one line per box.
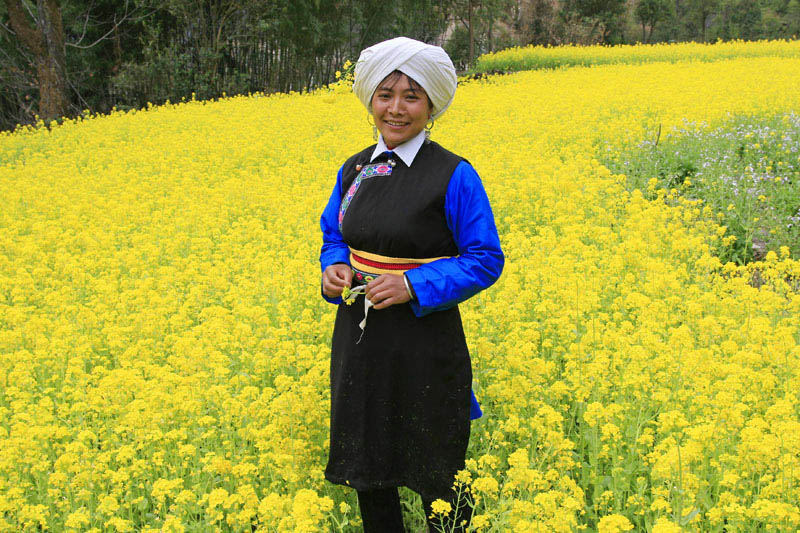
[381, 131, 415, 147]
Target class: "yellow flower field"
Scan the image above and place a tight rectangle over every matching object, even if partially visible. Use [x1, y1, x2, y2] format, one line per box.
[474, 38, 800, 72]
[1, 53, 799, 531]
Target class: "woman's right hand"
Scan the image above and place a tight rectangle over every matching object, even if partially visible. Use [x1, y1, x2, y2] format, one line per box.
[322, 263, 353, 298]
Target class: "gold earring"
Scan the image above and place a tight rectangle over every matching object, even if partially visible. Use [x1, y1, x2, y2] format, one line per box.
[424, 119, 434, 142]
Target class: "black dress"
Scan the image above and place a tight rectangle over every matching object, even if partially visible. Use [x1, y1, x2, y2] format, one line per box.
[323, 141, 472, 502]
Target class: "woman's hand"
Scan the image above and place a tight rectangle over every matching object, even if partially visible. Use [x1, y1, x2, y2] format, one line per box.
[365, 274, 411, 310]
[322, 263, 353, 298]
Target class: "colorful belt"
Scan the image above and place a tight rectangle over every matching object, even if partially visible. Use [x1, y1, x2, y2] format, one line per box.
[349, 247, 451, 283]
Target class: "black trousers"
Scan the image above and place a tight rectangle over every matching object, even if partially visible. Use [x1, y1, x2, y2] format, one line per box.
[356, 486, 474, 532]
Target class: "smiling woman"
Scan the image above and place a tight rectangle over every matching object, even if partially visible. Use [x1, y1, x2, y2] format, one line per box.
[319, 37, 504, 532]
[370, 71, 433, 148]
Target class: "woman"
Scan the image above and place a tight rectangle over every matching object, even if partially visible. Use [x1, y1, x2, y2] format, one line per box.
[319, 36, 503, 532]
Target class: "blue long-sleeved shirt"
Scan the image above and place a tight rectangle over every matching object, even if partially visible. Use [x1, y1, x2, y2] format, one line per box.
[319, 159, 504, 315]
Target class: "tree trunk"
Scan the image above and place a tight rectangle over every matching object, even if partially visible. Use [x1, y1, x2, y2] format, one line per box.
[487, 12, 493, 52]
[701, 10, 706, 41]
[6, 0, 69, 122]
[590, 19, 602, 43]
[601, 23, 610, 43]
[468, 0, 474, 67]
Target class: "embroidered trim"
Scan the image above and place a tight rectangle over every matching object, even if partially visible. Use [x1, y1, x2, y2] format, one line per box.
[338, 162, 393, 231]
[351, 265, 378, 285]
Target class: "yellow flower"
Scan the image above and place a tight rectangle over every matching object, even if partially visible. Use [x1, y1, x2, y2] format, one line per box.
[471, 514, 491, 530]
[2, 41, 800, 533]
[64, 508, 91, 530]
[105, 517, 134, 532]
[597, 514, 634, 533]
[455, 469, 473, 484]
[161, 516, 185, 533]
[430, 499, 452, 516]
[652, 517, 683, 533]
[473, 476, 500, 496]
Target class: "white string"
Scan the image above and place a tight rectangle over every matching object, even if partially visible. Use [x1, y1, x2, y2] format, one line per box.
[357, 295, 374, 344]
[342, 285, 373, 344]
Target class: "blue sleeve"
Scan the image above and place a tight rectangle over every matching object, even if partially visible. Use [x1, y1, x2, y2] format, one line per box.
[319, 166, 351, 305]
[404, 161, 504, 317]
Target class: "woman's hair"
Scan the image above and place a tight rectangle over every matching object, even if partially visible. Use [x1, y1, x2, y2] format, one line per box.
[373, 70, 434, 111]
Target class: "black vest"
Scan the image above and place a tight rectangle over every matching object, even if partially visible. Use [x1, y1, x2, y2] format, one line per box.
[339, 141, 464, 259]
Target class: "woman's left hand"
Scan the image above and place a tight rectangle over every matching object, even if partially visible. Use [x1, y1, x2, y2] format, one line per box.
[365, 274, 411, 310]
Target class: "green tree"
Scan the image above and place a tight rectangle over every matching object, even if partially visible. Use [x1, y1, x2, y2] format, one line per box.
[685, 0, 720, 41]
[788, 0, 800, 36]
[448, 0, 513, 67]
[562, 0, 628, 42]
[635, 0, 672, 41]
[516, 0, 561, 45]
[760, 6, 784, 37]
[730, 0, 761, 39]
[714, 0, 762, 39]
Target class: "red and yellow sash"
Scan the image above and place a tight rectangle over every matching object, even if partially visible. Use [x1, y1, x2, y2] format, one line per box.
[349, 247, 451, 276]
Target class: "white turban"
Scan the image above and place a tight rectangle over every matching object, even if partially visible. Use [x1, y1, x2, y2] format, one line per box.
[353, 36, 457, 121]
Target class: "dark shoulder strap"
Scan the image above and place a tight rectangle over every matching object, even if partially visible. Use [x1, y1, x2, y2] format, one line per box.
[413, 141, 466, 191]
[427, 141, 470, 168]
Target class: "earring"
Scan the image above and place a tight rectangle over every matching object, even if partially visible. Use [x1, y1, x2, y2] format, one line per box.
[367, 113, 378, 141]
[424, 119, 434, 142]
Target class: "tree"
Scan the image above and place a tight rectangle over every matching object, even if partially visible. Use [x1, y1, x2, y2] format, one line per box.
[1, 0, 151, 129]
[788, 0, 800, 36]
[517, 0, 561, 45]
[635, 0, 672, 41]
[562, 0, 628, 42]
[685, 0, 720, 41]
[5, 0, 68, 121]
[728, 0, 761, 39]
[448, 0, 513, 67]
[460, 0, 478, 66]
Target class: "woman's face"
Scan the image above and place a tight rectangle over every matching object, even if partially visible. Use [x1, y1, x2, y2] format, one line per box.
[370, 72, 431, 148]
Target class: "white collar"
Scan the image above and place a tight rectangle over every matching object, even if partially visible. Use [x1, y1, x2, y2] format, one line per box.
[370, 129, 427, 167]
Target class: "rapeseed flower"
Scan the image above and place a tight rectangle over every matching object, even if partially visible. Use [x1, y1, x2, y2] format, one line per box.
[0, 44, 798, 531]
